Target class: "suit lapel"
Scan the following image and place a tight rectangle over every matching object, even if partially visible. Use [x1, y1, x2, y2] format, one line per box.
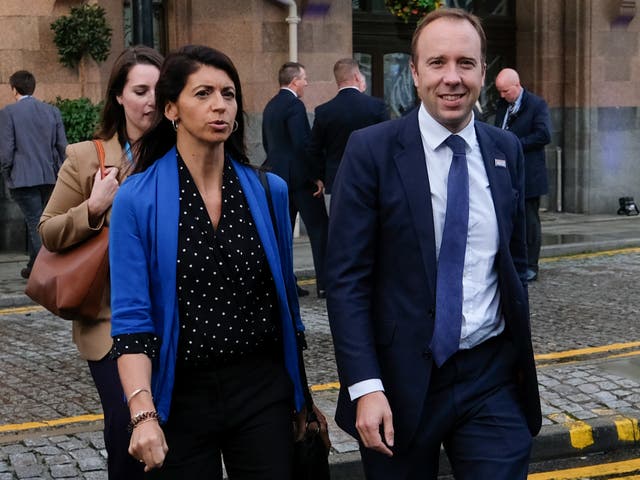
[392, 109, 437, 296]
[475, 123, 511, 252]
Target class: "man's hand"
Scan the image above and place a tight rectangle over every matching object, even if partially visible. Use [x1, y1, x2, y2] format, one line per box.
[355, 391, 394, 457]
[312, 179, 324, 198]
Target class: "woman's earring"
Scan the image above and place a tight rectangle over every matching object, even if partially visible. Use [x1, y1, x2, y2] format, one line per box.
[171, 119, 178, 131]
[232, 120, 238, 133]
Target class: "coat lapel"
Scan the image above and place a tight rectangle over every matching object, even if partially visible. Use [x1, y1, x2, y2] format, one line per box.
[392, 109, 437, 296]
[155, 147, 180, 307]
[475, 123, 511, 252]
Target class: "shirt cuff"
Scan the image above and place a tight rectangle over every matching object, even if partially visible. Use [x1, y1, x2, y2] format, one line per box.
[348, 379, 384, 401]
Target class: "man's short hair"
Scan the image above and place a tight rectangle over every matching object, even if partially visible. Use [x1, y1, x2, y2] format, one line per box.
[411, 8, 486, 65]
[278, 62, 305, 87]
[333, 58, 360, 84]
[9, 70, 36, 96]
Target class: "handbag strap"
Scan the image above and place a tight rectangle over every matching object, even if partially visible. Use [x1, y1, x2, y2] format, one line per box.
[92, 140, 106, 179]
[259, 170, 314, 412]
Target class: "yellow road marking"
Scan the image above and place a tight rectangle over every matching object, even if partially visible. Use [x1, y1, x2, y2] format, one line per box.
[535, 342, 640, 361]
[528, 458, 640, 479]
[0, 305, 43, 316]
[615, 416, 640, 442]
[0, 414, 104, 433]
[310, 382, 340, 392]
[541, 246, 640, 263]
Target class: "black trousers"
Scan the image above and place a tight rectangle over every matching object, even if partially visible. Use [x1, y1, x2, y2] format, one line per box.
[525, 197, 542, 273]
[147, 354, 294, 479]
[88, 355, 144, 479]
[289, 186, 328, 292]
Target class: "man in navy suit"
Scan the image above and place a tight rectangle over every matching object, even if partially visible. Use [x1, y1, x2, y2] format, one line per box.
[262, 62, 328, 297]
[0, 70, 67, 279]
[327, 9, 541, 479]
[495, 68, 551, 282]
[307, 58, 389, 211]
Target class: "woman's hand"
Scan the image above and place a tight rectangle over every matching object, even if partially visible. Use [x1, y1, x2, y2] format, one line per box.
[293, 404, 331, 452]
[87, 167, 119, 226]
[129, 419, 169, 472]
[309, 404, 331, 452]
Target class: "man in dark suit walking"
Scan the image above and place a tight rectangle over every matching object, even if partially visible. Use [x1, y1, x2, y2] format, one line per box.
[262, 62, 328, 298]
[0, 70, 67, 278]
[307, 58, 389, 211]
[494, 68, 551, 282]
[327, 9, 541, 479]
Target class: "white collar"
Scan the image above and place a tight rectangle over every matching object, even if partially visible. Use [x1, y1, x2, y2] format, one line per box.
[281, 87, 298, 98]
[417, 103, 476, 152]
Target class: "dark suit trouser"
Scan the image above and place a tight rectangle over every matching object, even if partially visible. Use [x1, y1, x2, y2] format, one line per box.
[10, 185, 53, 268]
[88, 355, 144, 480]
[289, 186, 328, 291]
[525, 197, 542, 273]
[360, 335, 532, 480]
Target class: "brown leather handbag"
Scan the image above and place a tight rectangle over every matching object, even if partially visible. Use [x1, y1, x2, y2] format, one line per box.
[25, 140, 110, 322]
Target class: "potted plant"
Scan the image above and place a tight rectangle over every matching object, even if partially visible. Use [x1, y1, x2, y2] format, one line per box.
[384, 0, 443, 23]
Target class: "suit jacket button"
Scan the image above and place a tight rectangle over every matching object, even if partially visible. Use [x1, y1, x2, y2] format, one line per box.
[423, 349, 432, 359]
[427, 308, 435, 318]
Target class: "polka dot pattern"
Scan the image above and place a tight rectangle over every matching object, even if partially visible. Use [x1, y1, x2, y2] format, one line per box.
[175, 155, 280, 366]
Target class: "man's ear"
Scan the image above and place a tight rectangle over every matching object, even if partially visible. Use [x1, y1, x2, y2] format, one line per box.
[410, 62, 419, 88]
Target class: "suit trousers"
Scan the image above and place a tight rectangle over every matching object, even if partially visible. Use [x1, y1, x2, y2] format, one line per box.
[88, 354, 144, 480]
[360, 334, 532, 480]
[289, 185, 328, 291]
[146, 353, 294, 480]
[10, 185, 53, 267]
[525, 197, 542, 272]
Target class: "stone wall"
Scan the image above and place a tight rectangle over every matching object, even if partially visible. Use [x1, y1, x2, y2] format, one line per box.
[517, 0, 640, 214]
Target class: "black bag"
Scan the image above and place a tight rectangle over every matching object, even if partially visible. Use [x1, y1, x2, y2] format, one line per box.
[260, 171, 331, 479]
[294, 409, 331, 480]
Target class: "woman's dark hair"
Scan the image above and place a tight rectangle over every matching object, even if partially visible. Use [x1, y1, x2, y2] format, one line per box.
[95, 45, 164, 146]
[134, 45, 249, 173]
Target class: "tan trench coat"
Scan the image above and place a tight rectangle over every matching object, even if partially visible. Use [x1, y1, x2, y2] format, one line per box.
[38, 135, 131, 361]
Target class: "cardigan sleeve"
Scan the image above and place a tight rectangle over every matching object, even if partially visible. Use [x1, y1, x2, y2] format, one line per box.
[109, 180, 157, 337]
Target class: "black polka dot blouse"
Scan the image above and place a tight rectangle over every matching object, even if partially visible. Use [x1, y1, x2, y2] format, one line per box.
[112, 155, 281, 367]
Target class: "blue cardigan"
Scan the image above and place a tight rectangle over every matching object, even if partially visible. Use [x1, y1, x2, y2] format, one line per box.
[109, 147, 306, 421]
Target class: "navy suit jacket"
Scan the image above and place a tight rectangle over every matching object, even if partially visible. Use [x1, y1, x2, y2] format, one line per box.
[307, 88, 389, 193]
[0, 96, 67, 189]
[262, 89, 313, 191]
[326, 108, 541, 451]
[494, 89, 551, 198]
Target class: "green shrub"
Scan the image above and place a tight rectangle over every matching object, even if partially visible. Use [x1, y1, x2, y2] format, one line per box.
[53, 97, 102, 144]
[50, 4, 112, 69]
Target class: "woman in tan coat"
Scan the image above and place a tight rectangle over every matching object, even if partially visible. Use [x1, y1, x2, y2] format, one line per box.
[39, 45, 163, 479]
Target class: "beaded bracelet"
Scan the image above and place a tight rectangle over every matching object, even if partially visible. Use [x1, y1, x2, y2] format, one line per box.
[126, 388, 151, 406]
[128, 410, 160, 433]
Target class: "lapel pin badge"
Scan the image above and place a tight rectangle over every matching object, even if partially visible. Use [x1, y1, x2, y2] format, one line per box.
[495, 158, 507, 168]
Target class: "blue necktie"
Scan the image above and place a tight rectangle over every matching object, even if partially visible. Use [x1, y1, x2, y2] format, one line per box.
[431, 134, 469, 367]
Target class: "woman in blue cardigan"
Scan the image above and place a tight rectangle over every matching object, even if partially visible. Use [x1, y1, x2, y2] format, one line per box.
[109, 45, 324, 478]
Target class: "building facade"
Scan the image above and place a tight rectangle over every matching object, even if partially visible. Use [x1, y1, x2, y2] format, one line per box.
[0, 0, 638, 252]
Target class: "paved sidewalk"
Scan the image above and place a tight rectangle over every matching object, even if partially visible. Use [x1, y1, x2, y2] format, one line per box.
[0, 211, 639, 479]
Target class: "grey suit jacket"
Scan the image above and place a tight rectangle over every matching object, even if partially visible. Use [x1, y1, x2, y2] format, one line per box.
[0, 96, 68, 189]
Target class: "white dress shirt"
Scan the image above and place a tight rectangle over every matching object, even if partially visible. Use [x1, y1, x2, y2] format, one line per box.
[348, 105, 504, 401]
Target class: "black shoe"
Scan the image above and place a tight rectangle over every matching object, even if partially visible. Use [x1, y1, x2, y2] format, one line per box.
[317, 289, 326, 299]
[526, 269, 538, 282]
[296, 285, 309, 297]
[20, 267, 31, 279]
